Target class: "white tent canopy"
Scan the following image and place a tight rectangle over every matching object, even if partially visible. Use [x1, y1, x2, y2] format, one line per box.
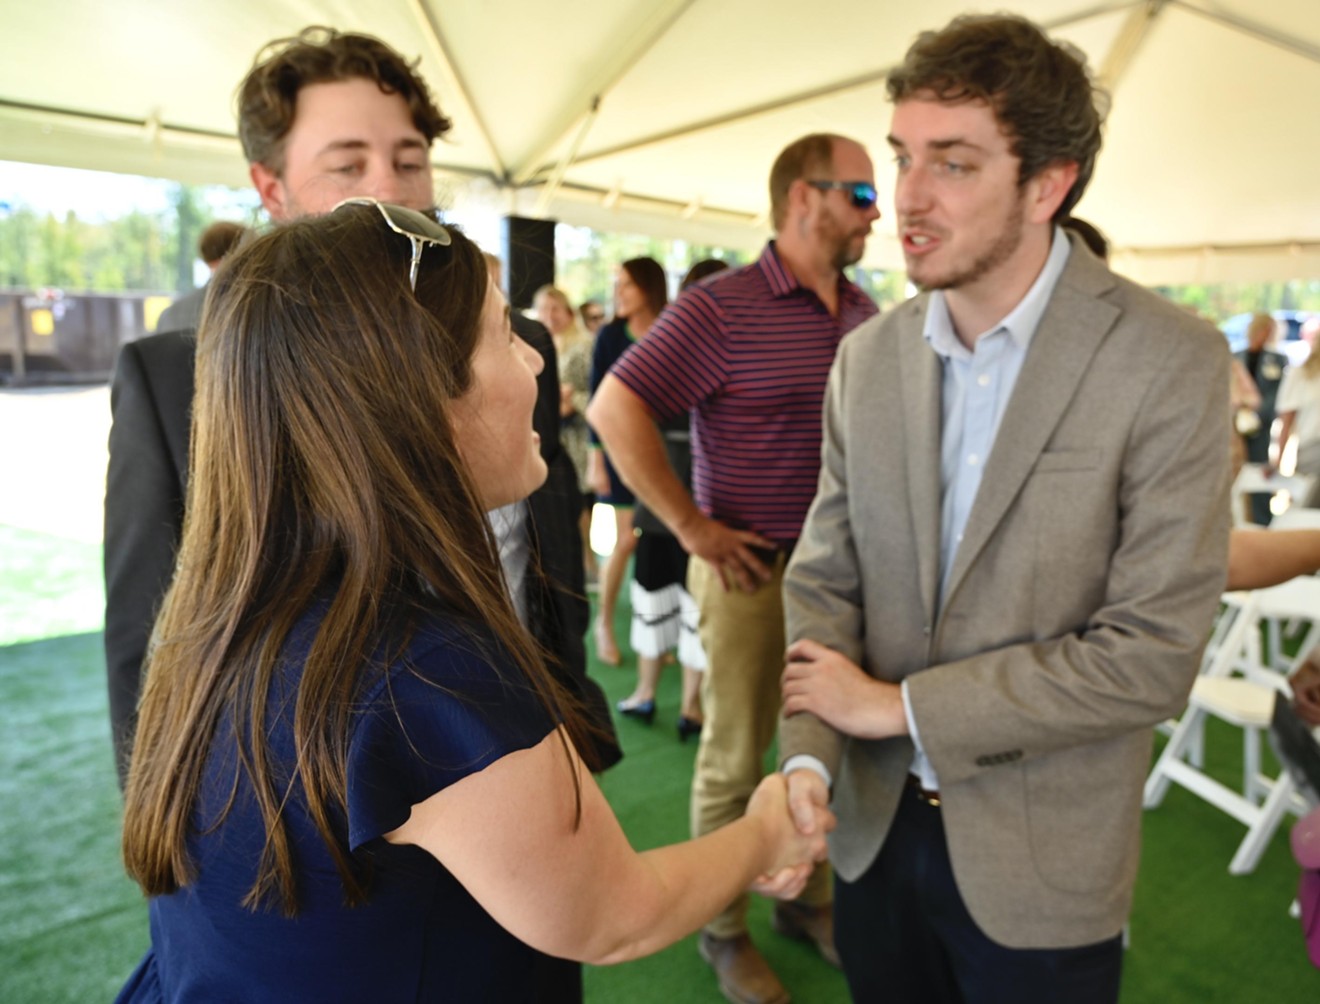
[3, 0, 1319, 285]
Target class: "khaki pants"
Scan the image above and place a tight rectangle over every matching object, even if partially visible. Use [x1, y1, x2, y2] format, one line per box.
[688, 554, 831, 938]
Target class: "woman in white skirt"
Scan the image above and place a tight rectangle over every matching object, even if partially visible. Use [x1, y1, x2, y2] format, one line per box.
[615, 260, 729, 740]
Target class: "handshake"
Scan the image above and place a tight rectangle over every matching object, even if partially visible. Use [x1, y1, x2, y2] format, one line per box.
[743, 769, 836, 899]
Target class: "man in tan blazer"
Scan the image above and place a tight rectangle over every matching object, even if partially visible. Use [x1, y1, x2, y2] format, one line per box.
[777, 14, 1231, 1002]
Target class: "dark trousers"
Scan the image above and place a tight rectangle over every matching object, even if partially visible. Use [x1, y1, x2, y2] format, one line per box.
[834, 784, 1123, 1004]
[1244, 428, 1274, 525]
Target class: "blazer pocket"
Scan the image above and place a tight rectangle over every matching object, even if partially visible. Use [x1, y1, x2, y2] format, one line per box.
[1033, 449, 1100, 474]
[1024, 749, 1137, 895]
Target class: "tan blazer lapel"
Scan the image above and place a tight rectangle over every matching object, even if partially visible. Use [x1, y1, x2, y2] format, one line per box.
[942, 261, 1122, 610]
[897, 297, 943, 629]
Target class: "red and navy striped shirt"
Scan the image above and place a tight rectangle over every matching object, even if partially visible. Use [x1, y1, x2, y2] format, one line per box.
[610, 242, 877, 545]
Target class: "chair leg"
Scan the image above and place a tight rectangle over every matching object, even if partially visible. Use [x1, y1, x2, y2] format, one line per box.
[1144, 706, 1208, 809]
[1243, 726, 1263, 803]
[1228, 773, 1297, 876]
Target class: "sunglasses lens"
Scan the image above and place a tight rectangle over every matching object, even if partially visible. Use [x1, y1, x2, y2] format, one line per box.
[380, 204, 452, 246]
[850, 184, 878, 210]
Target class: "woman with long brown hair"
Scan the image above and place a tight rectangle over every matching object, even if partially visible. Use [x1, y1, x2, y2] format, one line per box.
[116, 203, 828, 1002]
[587, 257, 668, 666]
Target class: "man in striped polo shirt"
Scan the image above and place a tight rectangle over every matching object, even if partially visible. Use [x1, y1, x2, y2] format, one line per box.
[588, 133, 879, 1004]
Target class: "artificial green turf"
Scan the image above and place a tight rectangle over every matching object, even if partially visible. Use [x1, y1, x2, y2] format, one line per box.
[2, 525, 1318, 1001]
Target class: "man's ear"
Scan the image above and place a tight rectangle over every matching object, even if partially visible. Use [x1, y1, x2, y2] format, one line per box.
[783, 177, 815, 231]
[249, 162, 289, 221]
[1026, 161, 1080, 225]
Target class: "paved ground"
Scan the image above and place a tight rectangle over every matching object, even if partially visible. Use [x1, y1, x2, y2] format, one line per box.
[0, 385, 110, 545]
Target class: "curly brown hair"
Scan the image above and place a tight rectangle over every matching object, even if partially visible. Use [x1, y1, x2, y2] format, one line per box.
[237, 26, 452, 174]
[887, 14, 1108, 221]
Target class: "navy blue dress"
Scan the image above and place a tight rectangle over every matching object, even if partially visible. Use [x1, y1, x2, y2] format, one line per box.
[589, 319, 637, 507]
[116, 609, 557, 1003]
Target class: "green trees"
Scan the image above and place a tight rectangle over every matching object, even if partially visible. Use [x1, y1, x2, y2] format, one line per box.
[0, 183, 234, 294]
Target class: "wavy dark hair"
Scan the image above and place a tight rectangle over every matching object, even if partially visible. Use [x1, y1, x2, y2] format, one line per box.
[887, 14, 1108, 220]
[237, 26, 452, 173]
[121, 205, 585, 916]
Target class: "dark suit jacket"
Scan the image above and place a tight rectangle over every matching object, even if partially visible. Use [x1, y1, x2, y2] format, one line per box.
[104, 317, 619, 787]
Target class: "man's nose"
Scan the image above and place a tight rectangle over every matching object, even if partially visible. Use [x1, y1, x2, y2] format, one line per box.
[895, 167, 929, 217]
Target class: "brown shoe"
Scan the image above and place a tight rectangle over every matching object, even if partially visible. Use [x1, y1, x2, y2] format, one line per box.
[698, 932, 790, 1004]
[771, 901, 841, 969]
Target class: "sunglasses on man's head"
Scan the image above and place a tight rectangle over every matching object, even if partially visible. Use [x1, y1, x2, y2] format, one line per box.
[806, 180, 879, 211]
[332, 197, 452, 291]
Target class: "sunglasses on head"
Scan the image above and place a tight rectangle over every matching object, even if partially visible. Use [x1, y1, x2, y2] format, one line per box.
[806, 180, 879, 211]
[332, 197, 452, 291]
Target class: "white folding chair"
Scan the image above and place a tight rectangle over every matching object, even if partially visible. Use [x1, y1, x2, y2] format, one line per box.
[1144, 577, 1320, 874]
[1232, 464, 1315, 528]
[1252, 507, 1320, 672]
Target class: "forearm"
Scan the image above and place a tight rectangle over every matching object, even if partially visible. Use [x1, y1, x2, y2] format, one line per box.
[586, 375, 702, 535]
[1227, 528, 1320, 590]
[582, 816, 771, 965]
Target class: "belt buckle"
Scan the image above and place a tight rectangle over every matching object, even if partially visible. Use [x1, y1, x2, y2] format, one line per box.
[907, 774, 941, 807]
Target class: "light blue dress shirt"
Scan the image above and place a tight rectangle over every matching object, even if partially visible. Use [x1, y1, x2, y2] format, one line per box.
[903, 227, 1073, 789]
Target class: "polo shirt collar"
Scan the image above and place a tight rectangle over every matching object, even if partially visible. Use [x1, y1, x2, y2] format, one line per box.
[758, 240, 867, 307]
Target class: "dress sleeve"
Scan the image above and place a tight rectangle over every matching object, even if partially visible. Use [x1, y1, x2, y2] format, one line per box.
[345, 632, 557, 851]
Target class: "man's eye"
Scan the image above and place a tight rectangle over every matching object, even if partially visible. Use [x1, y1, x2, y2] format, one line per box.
[330, 163, 363, 176]
[397, 162, 426, 174]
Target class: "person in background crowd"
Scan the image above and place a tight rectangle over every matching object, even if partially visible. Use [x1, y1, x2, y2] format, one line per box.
[1239, 312, 1288, 523]
[114, 204, 832, 1003]
[534, 284, 598, 586]
[589, 132, 880, 1004]
[615, 259, 730, 741]
[1272, 340, 1320, 506]
[580, 298, 606, 335]
[587, 257, 668, 667]
[1061, 215, 1108, 262]
[777, 15, 1228, 1002]
[154, 220, 248, 335]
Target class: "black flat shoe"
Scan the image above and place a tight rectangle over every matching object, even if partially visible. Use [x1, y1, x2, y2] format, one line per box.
[617, 698, 656, 724]
[677, 716, 703, 742]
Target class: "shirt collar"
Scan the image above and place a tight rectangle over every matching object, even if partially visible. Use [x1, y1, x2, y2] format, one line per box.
[758, 241, 803, 298]
[757, 240, 867, 306]
[923, 226, 1072, 360]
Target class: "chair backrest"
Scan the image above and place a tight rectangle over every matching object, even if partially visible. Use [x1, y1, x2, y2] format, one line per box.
[1271, 507, 1320, 531]
[1232, 464, 1317, 527]
[1242, 577, 1320, 689]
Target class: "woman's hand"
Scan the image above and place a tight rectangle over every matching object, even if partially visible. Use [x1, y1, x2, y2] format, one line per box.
[744, 773, 832, 899]
[560, 382, 576, 418]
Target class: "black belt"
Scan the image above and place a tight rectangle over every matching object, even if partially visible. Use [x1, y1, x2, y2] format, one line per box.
[907, 773, 941, 808]
[749, 538, 799, 567]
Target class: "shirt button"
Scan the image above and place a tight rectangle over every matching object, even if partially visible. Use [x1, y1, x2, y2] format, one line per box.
[977, 373, 991, 387]
[967, 454, 979, 466]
